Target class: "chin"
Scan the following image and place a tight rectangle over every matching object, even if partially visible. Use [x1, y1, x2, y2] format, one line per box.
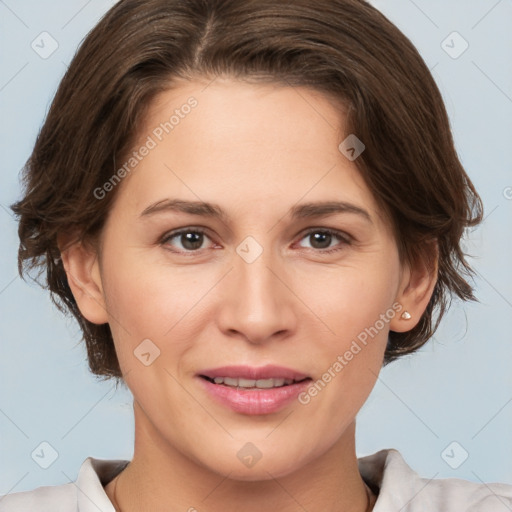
[199, 447, 309, 482]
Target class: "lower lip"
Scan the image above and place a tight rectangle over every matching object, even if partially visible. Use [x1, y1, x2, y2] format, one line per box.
[198, 377, 312, 415]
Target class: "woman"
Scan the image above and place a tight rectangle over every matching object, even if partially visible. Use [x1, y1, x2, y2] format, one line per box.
[3, 0, 511, 510]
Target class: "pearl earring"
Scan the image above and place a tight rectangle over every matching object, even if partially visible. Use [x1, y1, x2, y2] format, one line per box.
[401, 311, 412, 320]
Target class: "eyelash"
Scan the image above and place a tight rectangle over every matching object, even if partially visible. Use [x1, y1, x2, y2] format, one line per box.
[159, 226, 352, 255]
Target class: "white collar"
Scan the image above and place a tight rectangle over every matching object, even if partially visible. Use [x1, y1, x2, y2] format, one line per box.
[23, 448, 508, 511]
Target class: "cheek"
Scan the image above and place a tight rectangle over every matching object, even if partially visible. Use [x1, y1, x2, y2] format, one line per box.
[298, 257, 400, 401]
[303, 258, 400, 344]
[99, 251, 212, 368]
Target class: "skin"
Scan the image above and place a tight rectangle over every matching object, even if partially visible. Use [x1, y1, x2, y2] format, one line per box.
[60, 77, 437, 512]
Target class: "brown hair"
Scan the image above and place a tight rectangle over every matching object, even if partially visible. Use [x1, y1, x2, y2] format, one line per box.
[11, 0, 483, 381]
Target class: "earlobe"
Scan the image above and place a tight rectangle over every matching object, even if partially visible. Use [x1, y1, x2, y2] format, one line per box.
[390, 241, 438, 333]
[58, 234, 109, 325]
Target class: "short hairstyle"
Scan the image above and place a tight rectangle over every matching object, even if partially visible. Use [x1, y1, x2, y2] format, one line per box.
[11, 0, 483, 380]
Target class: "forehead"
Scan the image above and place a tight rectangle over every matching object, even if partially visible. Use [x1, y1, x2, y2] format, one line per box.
[110, 78, 388, 229]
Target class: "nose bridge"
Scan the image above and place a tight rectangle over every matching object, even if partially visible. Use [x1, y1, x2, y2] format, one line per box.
[217, 237, 296, 342]
[237, 245, 279, 305]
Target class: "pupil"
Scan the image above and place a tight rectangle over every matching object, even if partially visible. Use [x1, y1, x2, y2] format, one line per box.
[311, 232, 331, 249]
[182, 232, 203, 250]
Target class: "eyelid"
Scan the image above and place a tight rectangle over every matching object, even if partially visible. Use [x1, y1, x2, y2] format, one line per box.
[161, 226, 210, 239]
[299, 226, 353, 243]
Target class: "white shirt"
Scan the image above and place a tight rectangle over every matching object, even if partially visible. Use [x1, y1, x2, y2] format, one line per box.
[1, 449, 511, 511]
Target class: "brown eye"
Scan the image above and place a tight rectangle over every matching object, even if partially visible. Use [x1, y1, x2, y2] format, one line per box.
[308, 232, 333, 249]
[297, 229, 350, 252]
[162, 229, 211, 252]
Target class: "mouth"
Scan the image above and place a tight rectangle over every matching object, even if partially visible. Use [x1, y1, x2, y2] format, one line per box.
[199, 375, 311, 389]
[197, 365, 313, 415]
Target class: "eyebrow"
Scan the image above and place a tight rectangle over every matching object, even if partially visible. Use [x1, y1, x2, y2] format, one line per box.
[139, 199, 372, 224]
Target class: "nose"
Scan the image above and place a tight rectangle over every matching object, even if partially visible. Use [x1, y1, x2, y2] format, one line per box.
[216, 243, 298, 345]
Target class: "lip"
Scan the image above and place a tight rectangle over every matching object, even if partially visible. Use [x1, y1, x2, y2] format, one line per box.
[198, 365, 309, 381]
[197, 365, 312, 415]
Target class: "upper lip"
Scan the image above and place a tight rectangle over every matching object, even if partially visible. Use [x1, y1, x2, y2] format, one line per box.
[198, 365, 310, 381]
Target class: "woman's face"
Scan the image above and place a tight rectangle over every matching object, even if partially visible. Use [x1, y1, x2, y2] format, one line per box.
[85, 78, 412, 479]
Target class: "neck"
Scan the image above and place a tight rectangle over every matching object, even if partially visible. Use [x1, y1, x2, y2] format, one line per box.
[105, 401, 373, 512]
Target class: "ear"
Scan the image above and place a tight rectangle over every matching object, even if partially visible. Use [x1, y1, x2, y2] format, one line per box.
[390, 240, 438, 332]
[58, 233, 109, 325]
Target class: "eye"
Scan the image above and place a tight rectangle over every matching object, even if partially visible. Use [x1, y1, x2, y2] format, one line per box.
[161, 228, 214, 252]
[160, 227, 351, 254]
[296, 228, 351, 253]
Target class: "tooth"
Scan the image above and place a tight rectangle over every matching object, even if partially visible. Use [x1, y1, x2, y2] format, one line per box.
[223, 377, 239, 387]
[255, 378, 275, 388]
[212, 376, 295, 388]
[238, 378, 257, 388]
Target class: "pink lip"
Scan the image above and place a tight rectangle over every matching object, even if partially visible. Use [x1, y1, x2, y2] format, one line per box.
[197, 365, 312, 415]
[198, 377, 311, 415]
[198, 364, 309, 381]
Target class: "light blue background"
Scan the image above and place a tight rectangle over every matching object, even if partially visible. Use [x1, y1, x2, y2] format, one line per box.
[1, 0, 511, 495]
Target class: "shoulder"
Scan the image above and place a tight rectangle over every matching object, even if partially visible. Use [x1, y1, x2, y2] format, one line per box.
[0, 482, 75, 512]
[0, 457, 129, 512]
[358, 448, 512, 511]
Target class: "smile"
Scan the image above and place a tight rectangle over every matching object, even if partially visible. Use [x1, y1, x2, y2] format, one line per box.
[197, 365, 312, 415]
[201, 376, 308, 389]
